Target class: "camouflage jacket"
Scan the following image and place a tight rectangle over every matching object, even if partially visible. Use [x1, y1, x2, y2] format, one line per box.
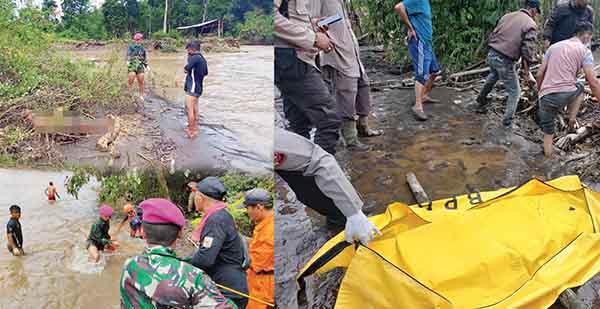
[120, 245, 237, 309]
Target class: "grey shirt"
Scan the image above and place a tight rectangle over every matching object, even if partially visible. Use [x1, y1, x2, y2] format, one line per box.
[274, 128, 363, 217]
[274, 0, 319, 68]
[311, 0, 365, 78]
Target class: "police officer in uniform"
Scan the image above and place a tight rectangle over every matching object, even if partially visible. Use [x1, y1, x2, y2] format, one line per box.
[189, 177, 249, 308]
[274, 0, 342, 155]
[275, 128, 380, 245]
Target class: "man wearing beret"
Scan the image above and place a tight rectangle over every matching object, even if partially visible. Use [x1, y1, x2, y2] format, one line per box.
[189, 177, 249, 308]
[239, 188, 274, 309]
[119, 198, 236, 308]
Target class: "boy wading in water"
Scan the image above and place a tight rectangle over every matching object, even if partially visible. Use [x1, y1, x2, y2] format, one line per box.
[113, 202, 143, 239]
[86, 205, 117, 263]
[127, 33, 148, 101]
[45, 181, 60, 202]
[6, 205, 24, 256]
[183, 40, 208, 139]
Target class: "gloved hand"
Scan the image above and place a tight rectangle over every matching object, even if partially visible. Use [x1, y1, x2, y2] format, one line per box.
[345, 211, 381, 246]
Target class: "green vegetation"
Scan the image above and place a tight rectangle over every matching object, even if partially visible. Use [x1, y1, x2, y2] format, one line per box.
[0, 0, 132, 163]
[66, 168, 274, 236]
[11, 0, 272, 42]
[354, 0, 599, 72]
[234, 9, 274, 43]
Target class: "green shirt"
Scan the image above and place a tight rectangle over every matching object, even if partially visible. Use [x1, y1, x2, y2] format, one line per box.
[120, 245, 237, 309]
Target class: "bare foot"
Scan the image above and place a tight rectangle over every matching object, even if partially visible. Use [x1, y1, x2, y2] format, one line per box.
[186, 128, 198, 139]
[423, 96, 440, 104]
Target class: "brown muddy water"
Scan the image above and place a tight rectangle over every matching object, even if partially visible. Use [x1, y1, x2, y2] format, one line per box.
[338, 85, 566, 215]
[0, 169, 145, 308]
[62, 45, 273, 174]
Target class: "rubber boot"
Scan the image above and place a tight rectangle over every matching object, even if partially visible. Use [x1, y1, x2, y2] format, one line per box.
[343, 120, 371, 151]
[357, 116, 383, 137]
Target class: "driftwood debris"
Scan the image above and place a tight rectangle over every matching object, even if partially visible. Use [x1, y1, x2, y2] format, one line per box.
[406, 172, 430, 205]
[369, 78, 416, 89]
[449, 67, 491, 85]
[96, 115, 121, 152]
[555, 125, 597, 150]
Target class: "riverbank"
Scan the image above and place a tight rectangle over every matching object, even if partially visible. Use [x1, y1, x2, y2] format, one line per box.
[1, 40, 273, 175]
[275, 46, 600, 308]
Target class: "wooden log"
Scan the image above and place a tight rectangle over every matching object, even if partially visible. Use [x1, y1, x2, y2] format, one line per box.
[449, 67, 491, 83]
[406, 172, 430, 206]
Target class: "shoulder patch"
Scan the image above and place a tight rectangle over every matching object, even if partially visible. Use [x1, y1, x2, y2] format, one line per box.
[274, 152, 286, 167]
[202, 236, 214, 248]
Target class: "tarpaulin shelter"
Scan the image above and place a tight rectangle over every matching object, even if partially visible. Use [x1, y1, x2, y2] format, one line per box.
[299, 176, 600, 308]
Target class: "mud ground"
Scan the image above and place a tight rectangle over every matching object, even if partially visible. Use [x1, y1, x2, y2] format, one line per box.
[275, 47, 600, 308]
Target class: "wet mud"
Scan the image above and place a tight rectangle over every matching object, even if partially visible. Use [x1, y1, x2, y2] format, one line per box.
[275, 47, 598, 308]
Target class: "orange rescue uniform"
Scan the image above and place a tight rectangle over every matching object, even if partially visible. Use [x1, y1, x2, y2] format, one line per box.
[247, 213, 274, 309]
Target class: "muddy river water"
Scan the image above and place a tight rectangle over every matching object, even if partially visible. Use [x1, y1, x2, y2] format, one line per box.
[0, 169, 145, 308]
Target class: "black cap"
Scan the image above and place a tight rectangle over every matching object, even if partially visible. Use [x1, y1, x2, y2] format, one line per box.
[196, 177, 226, 201]
[239, 188, 272, 208]
[526, 0, 541, 13]
[186, 40, 201, 50]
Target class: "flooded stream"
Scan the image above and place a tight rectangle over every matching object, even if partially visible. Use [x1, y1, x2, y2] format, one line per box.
[0, 169, 144, 308]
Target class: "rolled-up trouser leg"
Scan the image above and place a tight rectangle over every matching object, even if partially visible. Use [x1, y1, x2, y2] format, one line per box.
[277, 62, 341, 154]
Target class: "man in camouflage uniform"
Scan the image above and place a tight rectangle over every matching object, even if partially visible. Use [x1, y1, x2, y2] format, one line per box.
[120, 198, 236, 308]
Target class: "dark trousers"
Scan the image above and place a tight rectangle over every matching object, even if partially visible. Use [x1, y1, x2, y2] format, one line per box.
[277, 170, 347, 231]
[211, 265, 248, 308]
[275, 50, 341, 155]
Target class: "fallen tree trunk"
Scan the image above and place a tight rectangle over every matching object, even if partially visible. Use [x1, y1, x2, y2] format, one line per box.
[406, 172, 430, 206]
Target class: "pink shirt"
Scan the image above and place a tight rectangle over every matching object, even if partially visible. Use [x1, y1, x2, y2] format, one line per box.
[540, 38, 594, 98]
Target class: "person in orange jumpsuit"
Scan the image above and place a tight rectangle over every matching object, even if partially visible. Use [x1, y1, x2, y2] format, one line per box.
[239, 188, 274, 309]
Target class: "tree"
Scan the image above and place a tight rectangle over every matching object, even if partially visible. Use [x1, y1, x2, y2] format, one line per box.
[125, 0, 139, 33]
[102, 0, 127, 37]
[61, 0, 89, 29]
[41, 0, 58, 23]
[163, 0, 167, 32]
[0, 0, 14, 22]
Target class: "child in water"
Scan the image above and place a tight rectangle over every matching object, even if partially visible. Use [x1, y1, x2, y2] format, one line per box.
[113, 202, 143, 238]
[86, 205, 117, 263]
[6, 205, 24, 256]
[45, 182, 60, 202]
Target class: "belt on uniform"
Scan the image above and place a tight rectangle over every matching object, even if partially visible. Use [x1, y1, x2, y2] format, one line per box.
[256, 270, 274, 275]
